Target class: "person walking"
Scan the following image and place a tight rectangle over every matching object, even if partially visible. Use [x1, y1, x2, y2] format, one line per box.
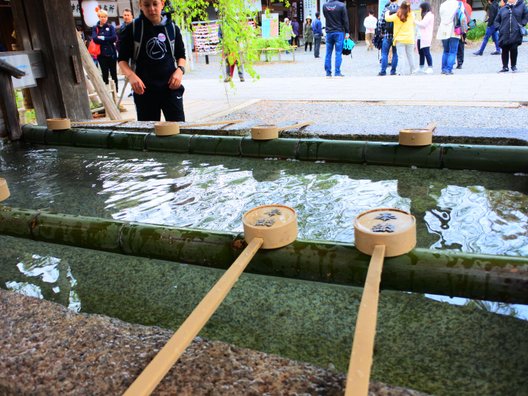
[118, 0, 187, 121]
[456, 0, 472, 69]
[363, 10, 378, 51]
[312, 12, 323, 58]
[436, 0, 462, 75]
[377, 0, 400, 76]
[282, 18, 295, 48]
[91, 9, 119, 92]
[415, 1, 435, 73]
[218, 24, 245, 83]
[494, 0, 528, 72]
[474, 0, 501, 55]
[304, 16, 314, 51]
[385, 0, 415, 75]
[323, 0, 350, 77]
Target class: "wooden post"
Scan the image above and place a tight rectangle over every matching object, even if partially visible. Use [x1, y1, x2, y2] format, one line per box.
[0, 73, 22, 140]
[10, 0, 92, 122]
[76, 33, 121, 120]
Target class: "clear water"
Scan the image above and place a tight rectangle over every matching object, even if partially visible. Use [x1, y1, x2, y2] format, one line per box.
[1, 144, 527, 255]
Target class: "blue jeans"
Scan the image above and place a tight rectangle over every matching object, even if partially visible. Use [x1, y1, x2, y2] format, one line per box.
[477, 26, 500, 54]
[380, 37, 398, 74]
[441, 38, 459, 73]
[418, 40, 432, 67]
[325, 31, 345, 75]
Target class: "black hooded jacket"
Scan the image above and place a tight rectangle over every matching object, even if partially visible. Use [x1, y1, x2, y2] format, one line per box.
[323, 0, 349, 34]
[494, 0, 528, 47]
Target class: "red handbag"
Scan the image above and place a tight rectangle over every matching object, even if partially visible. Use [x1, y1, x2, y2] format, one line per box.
[88, 39, 100, 57]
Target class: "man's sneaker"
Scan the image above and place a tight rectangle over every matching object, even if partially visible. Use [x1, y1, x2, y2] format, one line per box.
[473, 51, 483, 56]
[456, 64, 462, 69]
[498, 67, 509, 73]
[326, 73, 332, 78]
[335, 73, 345, 77]
[511, 66, 518, 72]
[390, 71, 397, 75]
[224, 76, 232, 82]
[490, 51, 501, 55]
[425, 67, 433, 74]
[240, 77, 245, 82]
[378, 71, 386, 76]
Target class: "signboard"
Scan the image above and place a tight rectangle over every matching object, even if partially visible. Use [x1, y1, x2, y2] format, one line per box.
[0, 54, 36, 89]
[262, 13, 279, 38]
[303, 0, 317, 21]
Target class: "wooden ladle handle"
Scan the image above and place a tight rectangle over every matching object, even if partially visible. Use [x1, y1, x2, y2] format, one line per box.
[345, 244, 386, 396]
[278, 121, 312, 132]
[184, 119, 243, 128]
[123, 237, 264, 396]
[426, 122, 437, 132]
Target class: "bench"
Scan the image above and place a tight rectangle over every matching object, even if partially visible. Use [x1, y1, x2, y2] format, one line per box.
[259, 46, 297, 62]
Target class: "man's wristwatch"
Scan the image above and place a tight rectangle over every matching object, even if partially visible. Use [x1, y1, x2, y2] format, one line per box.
[177, 65, 185, 75]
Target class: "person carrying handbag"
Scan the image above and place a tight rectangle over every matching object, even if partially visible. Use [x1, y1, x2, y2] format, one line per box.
[494, 0, 528, 72]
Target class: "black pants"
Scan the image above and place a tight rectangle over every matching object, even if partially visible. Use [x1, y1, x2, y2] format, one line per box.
[305, 41, 312, 51]
[501, 44, 518, 68]
[456, 36, 465, 67]
[134, 86, 185, 122]
[97, 55, 118, 91]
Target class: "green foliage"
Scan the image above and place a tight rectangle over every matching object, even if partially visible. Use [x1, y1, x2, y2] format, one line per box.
[165, 0, 208, 30]
[466, 20, 487, 41]
[252, 37, 291, 62]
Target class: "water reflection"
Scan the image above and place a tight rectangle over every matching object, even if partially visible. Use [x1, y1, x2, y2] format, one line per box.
[1, 145, 527, 255]
[5, 254, 80, 312]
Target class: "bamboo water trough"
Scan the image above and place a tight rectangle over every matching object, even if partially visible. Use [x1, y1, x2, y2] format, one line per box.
[0, 206, 526, 304]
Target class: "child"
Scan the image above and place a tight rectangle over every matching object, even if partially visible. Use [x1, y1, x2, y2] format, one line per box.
[118, 0, 186, 121]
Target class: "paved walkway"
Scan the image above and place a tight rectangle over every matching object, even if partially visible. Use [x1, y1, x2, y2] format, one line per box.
[119, 42, 528, 122]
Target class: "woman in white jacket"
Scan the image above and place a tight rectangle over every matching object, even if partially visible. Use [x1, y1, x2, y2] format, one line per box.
[415, 2, 435, 73]
[436, 0, 462, 74]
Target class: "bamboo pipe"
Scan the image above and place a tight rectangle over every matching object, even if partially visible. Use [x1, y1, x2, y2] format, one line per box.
[71, 118, 135, 125]
[123, 236, 264, 396]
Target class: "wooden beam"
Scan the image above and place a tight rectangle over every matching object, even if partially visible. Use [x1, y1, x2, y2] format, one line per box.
[0, 73, 22, 140]
[10, 0, 92, 121]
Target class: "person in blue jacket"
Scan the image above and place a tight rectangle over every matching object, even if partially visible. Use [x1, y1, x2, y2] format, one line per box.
[312, 12, 323, 58]
[91, 9, 119, 92]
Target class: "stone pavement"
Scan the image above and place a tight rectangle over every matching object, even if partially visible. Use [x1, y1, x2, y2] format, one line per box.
[119, 42, 528, 123]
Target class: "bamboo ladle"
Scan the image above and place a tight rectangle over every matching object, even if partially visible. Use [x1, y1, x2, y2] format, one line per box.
[0, 178, 10, 202]
[154, 119, 243, 136]
[398, 121, 437, 146]
[250, 121, 312, 140]
[345, 208, 416, 396]
[124, 204, 298, 396]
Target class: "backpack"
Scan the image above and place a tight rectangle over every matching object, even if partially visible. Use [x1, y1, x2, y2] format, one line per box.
[131, 17, 177, 68]
[453, 2, 469, 35]
[342, 37, 355, 55]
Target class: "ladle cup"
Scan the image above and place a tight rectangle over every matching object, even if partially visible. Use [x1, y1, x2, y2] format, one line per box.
[399, 122, 437, 147]
[345, 208, 416, 396]
[154, 119, 243, 136]
[0, 178, 10, 202]
[250, 120, 312, 140]
[46, 118, 71, 131]
[124, 204, 297, 396]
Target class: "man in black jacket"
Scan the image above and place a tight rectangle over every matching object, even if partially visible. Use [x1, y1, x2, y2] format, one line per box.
[322, 0, 350, 77]
[474, 0, 501, 55]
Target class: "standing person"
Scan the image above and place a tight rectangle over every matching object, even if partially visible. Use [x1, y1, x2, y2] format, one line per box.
[118, 0, 186, 121]
[415, 1, 435, 73]
[494, 0, 528, 72]
[304, 16, 314, 51]
[456, 0, 472, 69]
[292, 18, 300, 47]
[323, 0, 350, 77]
[117, 8, 134, 52]
[474, 0, 502, 55]
[282, 18, 294, 47]
[218, 24, 245, 83]
[363, 10, 378, 51]
[312, 12, 323, 58]
[377, 0, 400, 76]
[436, 0, 462, 75]
[385, 0, 415, 75]
[91, 9, 119, 91]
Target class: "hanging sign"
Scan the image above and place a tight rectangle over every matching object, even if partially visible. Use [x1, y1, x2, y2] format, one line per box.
[0, 54, 36, 89]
